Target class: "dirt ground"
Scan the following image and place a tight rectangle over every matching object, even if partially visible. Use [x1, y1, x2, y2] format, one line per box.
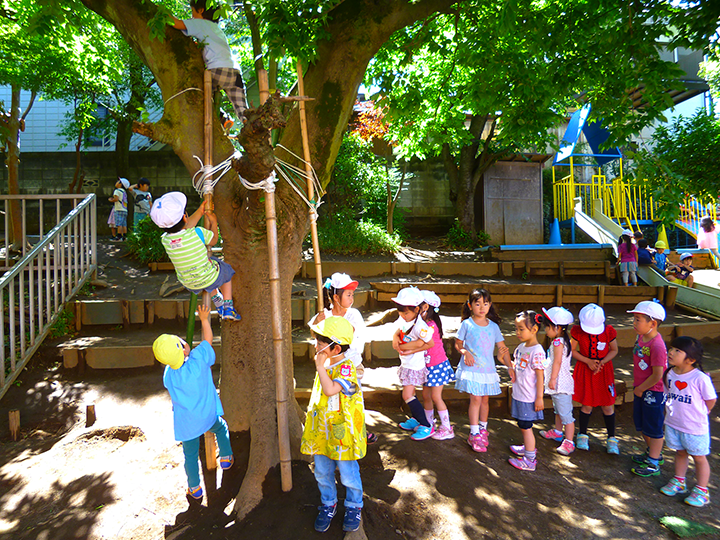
[1, 239, 720, 540]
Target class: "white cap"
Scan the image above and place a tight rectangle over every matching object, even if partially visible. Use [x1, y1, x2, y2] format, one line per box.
[542, 306, 573, 326]
[680, 252, 693, 261]
[150, 192, 187, 228]
[391, 286, 424, 307]
[325, 272, 358, 291]
[118, 177, 130, 189]
[627, 300, 666, 321]
[420, 290, 441, 309]
[621, 229, 633, 237]
[578, 303, 605, 335]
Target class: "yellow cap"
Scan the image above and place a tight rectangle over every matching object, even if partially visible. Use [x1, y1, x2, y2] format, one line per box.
[153, 334, 185, 369]
[310, 316, 354, 345]
[655, 240, 667, 249]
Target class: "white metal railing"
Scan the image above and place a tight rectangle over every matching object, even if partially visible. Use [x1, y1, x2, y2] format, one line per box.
[0, 194, 97, 399]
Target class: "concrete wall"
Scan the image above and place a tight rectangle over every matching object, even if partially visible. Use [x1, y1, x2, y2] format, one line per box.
[395, 159, 455, 234]
[483, 161, 543, 245]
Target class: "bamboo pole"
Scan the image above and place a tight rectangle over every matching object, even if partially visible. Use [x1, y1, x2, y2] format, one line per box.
[202, 70, 214, 312]
[9, 409, 19, 441]
[204, 432, 217, 470]
[296, 61, 324, 311]
[258, 75, 292, 491]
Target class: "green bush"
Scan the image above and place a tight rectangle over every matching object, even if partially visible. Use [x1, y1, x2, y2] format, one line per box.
[126, 216, 169, 264]
[446, 219, 491, 250]
[325, 133, 405, 235]
[318, 211, 402, 255]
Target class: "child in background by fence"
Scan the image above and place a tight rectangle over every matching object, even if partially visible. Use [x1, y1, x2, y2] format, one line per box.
[628, 301, 668, 478]
[392, 287, 435, 441]
[697, 216, 719, 265]
[152, 303, 234, 501]
[150, 191, 240, 321]
[507, 310, 545, 471]
[419, 290, 456, 440]
[538, 307, 576, 456]
[455, 288, 513, 453]
[660, 336, 717, 507]
[108, 177, 129, 241]
[618, 229, 638, 286]
[129, 177, 153, 228]
[653, 240, 668, 272]
[571, 303, 619, 454]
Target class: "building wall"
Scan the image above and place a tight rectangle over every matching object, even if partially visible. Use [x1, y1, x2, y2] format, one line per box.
[396, 159, 455, 234]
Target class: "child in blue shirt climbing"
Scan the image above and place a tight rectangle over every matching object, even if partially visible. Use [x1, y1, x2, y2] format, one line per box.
[170, 0, 247, 126]
[153, 304, 233, 501]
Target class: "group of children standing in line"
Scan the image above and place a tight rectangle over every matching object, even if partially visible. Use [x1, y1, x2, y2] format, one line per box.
[389, 286, 716, 510]
[107, 176, 153, 241]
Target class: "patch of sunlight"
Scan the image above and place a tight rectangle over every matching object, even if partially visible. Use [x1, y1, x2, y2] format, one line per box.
[475, 459, 499, 478]
[0, 518, 18, 532]
[62, 336, 108, 347]
[545, 503, 609, 536]
[475, 487, 512, 511]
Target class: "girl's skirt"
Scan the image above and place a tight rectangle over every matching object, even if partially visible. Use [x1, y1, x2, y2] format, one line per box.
[573, 360, 616, 407]
[425, 359, 456, 387]
[455, 366, 501, 396]
[398, 366, 427, 387]
[107, 209, 116, 227]
[511, 398, 544, 421]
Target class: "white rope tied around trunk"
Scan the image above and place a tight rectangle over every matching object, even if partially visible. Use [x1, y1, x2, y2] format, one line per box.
[192, 152, 277, 194]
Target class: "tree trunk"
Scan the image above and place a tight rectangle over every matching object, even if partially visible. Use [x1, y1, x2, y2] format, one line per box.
[81, 0, 459, 520]
[5, 84, 24, 249]
[115, 118, 132, 178]
[69, 125, 84, 194]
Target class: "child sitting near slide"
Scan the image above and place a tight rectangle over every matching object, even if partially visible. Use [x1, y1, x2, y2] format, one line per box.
[666, 253, 694, 288]
[150, 191, 240, 321]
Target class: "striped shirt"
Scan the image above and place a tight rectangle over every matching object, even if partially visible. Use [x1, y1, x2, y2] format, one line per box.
[161, 227, 219, 290]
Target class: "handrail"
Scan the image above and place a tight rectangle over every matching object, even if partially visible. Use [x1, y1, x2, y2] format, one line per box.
[0, 194, 97, 400]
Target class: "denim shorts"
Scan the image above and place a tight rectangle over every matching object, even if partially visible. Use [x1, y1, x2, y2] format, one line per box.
[665, 424, 710, 456]
[551, 393, 574, 426]
[188, 258, 236, 295]
[633, 390, 665, 439]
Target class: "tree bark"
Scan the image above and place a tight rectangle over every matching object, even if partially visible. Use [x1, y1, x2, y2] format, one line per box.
[81, 0, 459, 519]
[5, 84, 25, 249]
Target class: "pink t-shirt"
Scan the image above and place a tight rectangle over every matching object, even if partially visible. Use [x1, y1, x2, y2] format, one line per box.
[633, 333, 667, 392]
[697, 223, 718, 250]
[618, 242, 637, 263]
[424, 320, 447, 367]
[665, 369, 717, 435]
[512, 343, 545, 403]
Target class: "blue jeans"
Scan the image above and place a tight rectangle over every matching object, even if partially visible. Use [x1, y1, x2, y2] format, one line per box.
[313, 455, 363, 509]
[133, 212, 148, 227]
[181, 416, 232, 488]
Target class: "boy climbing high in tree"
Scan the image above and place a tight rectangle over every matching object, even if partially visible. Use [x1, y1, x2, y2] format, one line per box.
[169, 0, 247, 128]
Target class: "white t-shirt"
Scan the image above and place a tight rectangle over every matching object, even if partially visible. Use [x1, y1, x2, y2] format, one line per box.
[665, 368, 717, 435]
[309, 308, 365, 368]
[398, 316, 432, 371]
[512, 343, 545, 403]
[182, 19, 237, 70]
[543, 338, 574, 395]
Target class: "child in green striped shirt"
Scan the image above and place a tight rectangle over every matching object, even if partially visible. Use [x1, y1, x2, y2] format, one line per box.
[150, 191, 240, 321]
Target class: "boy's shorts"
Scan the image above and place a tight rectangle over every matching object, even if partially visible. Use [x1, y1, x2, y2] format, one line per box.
[665, 424, 710, 456]
[550, 393, 574, 426]
[633, 390, 665, 439]
[188, 257, 236, 295]
[114, 210, 127, 228]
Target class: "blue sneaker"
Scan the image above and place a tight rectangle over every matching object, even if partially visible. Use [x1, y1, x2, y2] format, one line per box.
[399, 418, 420, 431]
[187, 485, 203, 499]
[220, 455, 234, 470]
[314, 504, 337, 532]
[221, 305, 242, 321]
[411, 425, 434, 441]
[342, 507, 362, 532]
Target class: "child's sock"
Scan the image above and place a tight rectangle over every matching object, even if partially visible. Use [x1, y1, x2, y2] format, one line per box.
[406, 397, 430, 427]
[469, 424, 480, 436]
[647, 456, 660, 467]
[696, 485, 709, 493]
[438, 409, 450, 429]
[674, 476, 686, 485]
[223, 298, 233, 309]
[424, 409, 434, 425]
[479, 421, 488, 431]
[579, 411, 591, 435]
[211, 293, 224, 308]
[603, 413, 616, 438]
[525, 449, 537, 462]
